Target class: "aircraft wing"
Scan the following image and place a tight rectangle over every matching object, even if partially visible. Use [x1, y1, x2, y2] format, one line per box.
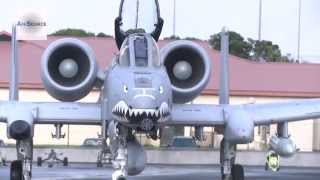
[0, 102, 101, 125]
[167, 99, 320, 127]
[35, 102, 101, 125]
[166, 104, 225, 126]
[238, 98, 320, 126]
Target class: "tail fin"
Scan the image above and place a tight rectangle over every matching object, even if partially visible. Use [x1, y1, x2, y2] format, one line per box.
[219, 27, 230, 105]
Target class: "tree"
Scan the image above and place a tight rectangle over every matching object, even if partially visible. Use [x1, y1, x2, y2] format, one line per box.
[209, 31, 292, 63]
[184, 37, 201, 41]
[209, 31, 252, 59]
[50, 28, 95, 37]
[163, 35, 181, 40]
[249, 39, 283, 62]
[96, 32, 112, 38]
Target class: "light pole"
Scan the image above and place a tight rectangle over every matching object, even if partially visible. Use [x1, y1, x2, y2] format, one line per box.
[297, 0, 302, 63]
[173, 0, 176, 37]
[257, 0, 265, 62]
[258, 0, 262, 41]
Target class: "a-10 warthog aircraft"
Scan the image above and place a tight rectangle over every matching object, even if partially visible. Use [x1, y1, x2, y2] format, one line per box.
[3, 0, 320, 180]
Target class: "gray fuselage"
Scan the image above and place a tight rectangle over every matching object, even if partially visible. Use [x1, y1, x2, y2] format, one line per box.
[103, 34, 172, 131]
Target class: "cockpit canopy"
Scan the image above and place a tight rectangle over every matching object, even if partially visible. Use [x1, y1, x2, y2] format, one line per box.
[120, 0, 160, 34]
[115, 0, 163, 49]
[118, 34, 160, 68]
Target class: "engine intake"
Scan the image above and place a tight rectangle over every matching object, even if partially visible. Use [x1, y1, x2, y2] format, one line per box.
[161, 40, 212, 103]
[41, 38, 98, 101]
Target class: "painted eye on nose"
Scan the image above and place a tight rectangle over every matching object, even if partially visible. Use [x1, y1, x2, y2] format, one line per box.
[159, 86, 164, 94]
[123, 85, 129, 93]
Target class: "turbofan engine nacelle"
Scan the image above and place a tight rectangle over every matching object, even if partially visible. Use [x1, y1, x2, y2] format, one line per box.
[161, 40, 212, 103]
[41, 38, 99, 102]
[269, 136, 297, 158]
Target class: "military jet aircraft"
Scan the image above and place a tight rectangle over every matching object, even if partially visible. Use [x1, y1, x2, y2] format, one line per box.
[3, 0, 320, 180]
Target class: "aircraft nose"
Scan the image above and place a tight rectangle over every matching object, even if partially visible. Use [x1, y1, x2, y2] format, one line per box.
[131, 95, 157, 109]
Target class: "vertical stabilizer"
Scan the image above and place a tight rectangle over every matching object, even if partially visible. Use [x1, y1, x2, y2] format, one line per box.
[219, 27, 230, 105]
[9, 25, 19, 101]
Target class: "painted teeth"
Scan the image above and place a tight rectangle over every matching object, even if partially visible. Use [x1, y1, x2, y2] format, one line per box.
[112, 101, 128, 114]
[129, 109, 133, 116]
[112, 101, 170, 120]
[159, 102, 169, 116]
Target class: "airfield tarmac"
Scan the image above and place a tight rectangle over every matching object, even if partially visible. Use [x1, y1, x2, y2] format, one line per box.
[0, 164, 319, 180]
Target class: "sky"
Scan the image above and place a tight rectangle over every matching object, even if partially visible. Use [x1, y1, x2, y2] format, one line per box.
[1, 0, 320, 62]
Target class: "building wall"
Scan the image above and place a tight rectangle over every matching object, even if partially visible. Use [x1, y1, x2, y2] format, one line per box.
[0, 89, 316, 151]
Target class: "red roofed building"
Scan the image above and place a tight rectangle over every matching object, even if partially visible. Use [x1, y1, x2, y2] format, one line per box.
[0, 31, 319, 151]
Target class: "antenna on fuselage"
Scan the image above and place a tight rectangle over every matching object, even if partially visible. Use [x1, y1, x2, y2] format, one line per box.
[9, 24, 19, 101]
[219, 27, 230, 105]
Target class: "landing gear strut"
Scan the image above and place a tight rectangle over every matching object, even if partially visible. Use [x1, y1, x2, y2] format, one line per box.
[108, 121, 129, 180]
[11, 138, 33, 180]
[97, 139, 112, 167]
[220, 139, 244, 180]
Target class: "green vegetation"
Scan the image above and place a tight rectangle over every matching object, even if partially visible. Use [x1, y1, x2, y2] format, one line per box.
[210, 31, 252, 59]
[209, 31, 295, 63]
[51, 28, 294, 63]
[50, 28, 112, 38]
[96, 32, 112, 38]
[50, 28, 95, 37]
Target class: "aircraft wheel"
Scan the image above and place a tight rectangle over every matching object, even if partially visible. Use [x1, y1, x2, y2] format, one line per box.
[117, 176, 126, 180]
[37, 157, 42, 167]
[2, 158, 6, 166]
[220, 166, 226, 180]
[63, 157, 68, 166]
[97, 161, 103, 167]
[112, 170, 127, 180]
[48, 163, 53, 168]
[231, 164, 244, 180]
[10, 160, 23, 180]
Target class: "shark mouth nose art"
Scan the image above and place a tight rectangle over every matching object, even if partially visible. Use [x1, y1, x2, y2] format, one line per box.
[112, 101, 170, 123]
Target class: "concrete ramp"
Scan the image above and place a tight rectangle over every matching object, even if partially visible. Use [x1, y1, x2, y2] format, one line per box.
[1, 147, 320, 167]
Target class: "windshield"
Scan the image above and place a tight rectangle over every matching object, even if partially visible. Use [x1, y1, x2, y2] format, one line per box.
[120, 0, 159, 33]
[119, 35, 161, 68]
[119, 38, 130, 66]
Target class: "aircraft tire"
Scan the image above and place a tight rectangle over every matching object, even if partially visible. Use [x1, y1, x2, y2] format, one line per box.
[37, 157, 42, 167]
[97, 161, 103, 167]
[117, 176, 126, 180]
[2, 158, 6, 166]
[231, 164, 244, 180]
[265, 163, 268, 171]
[63, 157, 68, 166]
[220, 166, 226, 180]
[10, 160, 23, 180]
